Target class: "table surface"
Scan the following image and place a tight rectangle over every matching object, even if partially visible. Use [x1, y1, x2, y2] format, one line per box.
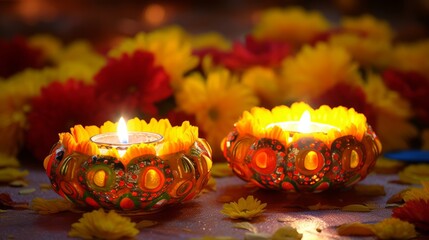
[0, 162, 424, 240]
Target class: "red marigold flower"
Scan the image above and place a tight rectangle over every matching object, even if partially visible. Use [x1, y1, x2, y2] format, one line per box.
[0, 36, 45, 78]
[309, 82, 377, 128]
[382, 69, 429, 127]
[25, 80, 115, 161]
[94, 50, 172, 116]
[392, 199, 429, 232]
[195, 35, 291, 71]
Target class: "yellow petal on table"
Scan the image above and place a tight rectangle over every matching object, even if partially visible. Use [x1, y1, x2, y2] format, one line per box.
[399, 164, 429, 184]
[31, 197, 74, 214]
[307, 202, 340, 210]
[337, 222, 374, 236]
[135, 220, 158, 229]
[341, 204, 373, 212]
[0, 168, 28, 183]
[233, 222, 258, 233]
[210, 162, 234, 178]
[0, 154, 20, 168]
[353, 184, 386, 196]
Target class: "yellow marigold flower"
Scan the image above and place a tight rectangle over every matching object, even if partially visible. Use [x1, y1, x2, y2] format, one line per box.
[28, 34, 63, 61]
[341, 14, 395, 40]
[252, 7, 330, 46]
[30, 197, 74, 214]
[328, 33, 391, 68]
[68, 208, 139, 239]
[190, 32, 231, 51]
[280, 43, 360, 102]
[175, 69, 259, 156]
[242, 67, 283, 107]
[399, 164, 429, 185]
[221, 195, 267, 220]
[363, 72, 418, 151]
[109, 25, 198, 88]
[389, 40, 429, 79]
[371, 218, 417, 240]
[43, 61, 102, 84]
[0, 167, 29, 183]
[52, 40, 105, 69]
[403, 181, 429, 202]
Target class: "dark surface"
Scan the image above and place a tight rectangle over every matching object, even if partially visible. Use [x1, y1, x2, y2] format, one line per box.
[0, 162, 421, 240]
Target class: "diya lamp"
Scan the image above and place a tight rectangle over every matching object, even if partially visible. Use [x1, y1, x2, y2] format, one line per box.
[222, 102, 382, 192]
[44, 117, 212, 213]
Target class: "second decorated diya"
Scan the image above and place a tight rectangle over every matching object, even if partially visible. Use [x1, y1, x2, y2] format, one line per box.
[44, 117, 212, 214]
[222, 102, 382, 192]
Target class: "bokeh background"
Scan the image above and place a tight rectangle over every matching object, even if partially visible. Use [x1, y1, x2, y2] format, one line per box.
[1, 0, 429, 42]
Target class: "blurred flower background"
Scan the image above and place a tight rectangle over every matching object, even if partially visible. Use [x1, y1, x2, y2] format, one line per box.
[1, 0, 429, 164]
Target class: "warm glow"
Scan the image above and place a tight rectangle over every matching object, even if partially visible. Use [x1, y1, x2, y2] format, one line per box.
[117, 117, 129, 143]
[143, 4, 166, 26]
[297, 111, 312, 133]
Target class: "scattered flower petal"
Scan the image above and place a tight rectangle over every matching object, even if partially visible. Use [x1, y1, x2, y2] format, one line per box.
[210, 163, 234, 178]
[39, 183, 52, 190]
[0, 154, 20, 168]
[233, 222, 258, 233]
[399, 164, 429, 184]
[271, 225, 303, 240]
[277, 217, 293, 223]
[353, 184, 385, 196]
[68, 208, 139, 239]
[374, 157, 406, 174]
[0, 193, 28, 210]
[135, 220, 158, 229]
[337, 222, 374, 236]
[18, 188, 36, 195]
[9, 180, 28, 187]
[221, 195, 267, 220]
[307, 203, 339, 210]
[0, 168, 28, 183]
[191, 236, 238, 240]
[30, 197, 74, 214]
[217, 195, 234, 203]
[341, 204, 373, 212]
[244, 232, 271, 240]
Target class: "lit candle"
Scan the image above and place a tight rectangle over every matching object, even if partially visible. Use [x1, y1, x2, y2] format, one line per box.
[266, 111, 339, 134]
[90, 117, 163, 157]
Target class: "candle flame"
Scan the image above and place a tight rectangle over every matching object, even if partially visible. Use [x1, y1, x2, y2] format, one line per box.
[117, 117, 129, 143]
[297, 111, 311, 133]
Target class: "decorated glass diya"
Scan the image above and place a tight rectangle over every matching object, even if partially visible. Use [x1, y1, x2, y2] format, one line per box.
[222, 102, 382, 192]
[44, 117, 212, 213]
